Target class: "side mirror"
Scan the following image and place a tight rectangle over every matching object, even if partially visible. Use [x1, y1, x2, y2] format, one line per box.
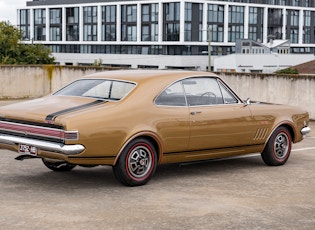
[244, 98, 251, 106]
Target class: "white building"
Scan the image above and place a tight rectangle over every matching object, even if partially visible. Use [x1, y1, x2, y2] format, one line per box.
[18, 0, 315, 71]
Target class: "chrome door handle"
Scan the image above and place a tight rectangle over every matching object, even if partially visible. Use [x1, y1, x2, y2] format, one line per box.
[190, 111, 202, 115]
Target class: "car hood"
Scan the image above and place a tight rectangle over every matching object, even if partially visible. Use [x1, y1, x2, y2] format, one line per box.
[0, 96, 108, 124]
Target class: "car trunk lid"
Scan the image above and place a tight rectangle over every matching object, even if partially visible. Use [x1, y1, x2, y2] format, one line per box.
[0, 96, 107, 124]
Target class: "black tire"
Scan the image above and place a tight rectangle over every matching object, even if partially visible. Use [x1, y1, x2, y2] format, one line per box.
[42, 158, 76, 172]
[113, 138, 157, 186]
[261, 127, 292, 166]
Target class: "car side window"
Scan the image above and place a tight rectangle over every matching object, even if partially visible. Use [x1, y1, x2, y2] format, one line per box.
[218, 81, 239, 104]
[182, 77, 224, 106]
[155, 81, 187, 106]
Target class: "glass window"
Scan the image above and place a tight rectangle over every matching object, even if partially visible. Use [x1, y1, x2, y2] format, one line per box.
[228, 25, 244, 42]
[50, 27, 61, 41]
[54, 79, 136, 101]
[304, 10, 311, 26]
[102, 5, 116, 41]
[142, 5, 150, 22]
[19, 9, 30, 40]
[141, 3, 158, 41]
[121, 5, 137, 41]
[174, 78, 239, 106]
[218, 81, 238, 104]
[185, 3, 192, 21]
[207, 4, 224, 43]
[185, 3, 203, 42]
[229, 6, 244, 24]
[66, 8, 79, 41]
[83, 6, 98, 41]
[122, 5, 137, 22]
[182, 78, 224, 106]
[228, 6, 244, 42]
[290, 10, 299, 27]
[155, 81, 186, 106]
[66, 7, 79, 24]
[163, 2, 180, 41]
[50, 8, 61, 24]
[34, 9, 46, 41]
[208, 4, 224, 23]
[249, 7, 257, 24]
[50, 8, 62, 41]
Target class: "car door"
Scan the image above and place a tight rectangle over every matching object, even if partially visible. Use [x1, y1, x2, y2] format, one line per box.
[182, 77, 255, 151]
[154, 81, 190, 153]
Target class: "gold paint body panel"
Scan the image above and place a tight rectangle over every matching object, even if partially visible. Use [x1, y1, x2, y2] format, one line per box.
[0, 70, 309, 166]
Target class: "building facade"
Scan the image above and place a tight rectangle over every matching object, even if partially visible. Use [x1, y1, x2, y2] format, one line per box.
[17, 0, 315, 70]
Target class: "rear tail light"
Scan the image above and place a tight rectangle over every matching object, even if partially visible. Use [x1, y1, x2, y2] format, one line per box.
[63, 131, 79, 140]
[0, 121, 79, 141]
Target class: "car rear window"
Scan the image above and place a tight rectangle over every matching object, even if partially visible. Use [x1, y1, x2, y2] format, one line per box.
[54, 79, 136, 101]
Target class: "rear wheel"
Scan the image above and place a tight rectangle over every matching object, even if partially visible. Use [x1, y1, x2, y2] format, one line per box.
[113, 138, 157, 186]
[42, 158, 76, 172]
[261, 127, 292, 166]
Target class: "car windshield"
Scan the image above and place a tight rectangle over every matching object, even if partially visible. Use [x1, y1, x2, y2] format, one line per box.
[54, 79, 136, 101]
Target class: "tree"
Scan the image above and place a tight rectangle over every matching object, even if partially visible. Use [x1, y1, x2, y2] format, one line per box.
[275, 68, 299, 75]
[0, 21, 55, 64]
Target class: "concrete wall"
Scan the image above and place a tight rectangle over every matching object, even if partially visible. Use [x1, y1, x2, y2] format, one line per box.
[0, 65, 314, 119]
[220, 73, 315, 119]
[0, 65, 113, 99]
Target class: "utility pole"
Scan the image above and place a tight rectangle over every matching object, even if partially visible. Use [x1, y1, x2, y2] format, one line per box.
[207, 26, 211, 72]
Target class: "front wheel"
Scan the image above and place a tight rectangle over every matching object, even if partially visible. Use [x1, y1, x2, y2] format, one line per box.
[113, 138, 157, 186]
[261, 127, 292, 166]
[42, 158, 76, 172]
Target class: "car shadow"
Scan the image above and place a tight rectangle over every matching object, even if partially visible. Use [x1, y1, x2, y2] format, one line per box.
[3, 154, 266, 190]
[154, 154, 265, 182]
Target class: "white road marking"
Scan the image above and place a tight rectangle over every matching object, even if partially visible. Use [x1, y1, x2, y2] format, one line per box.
[292, 147, 315, 152]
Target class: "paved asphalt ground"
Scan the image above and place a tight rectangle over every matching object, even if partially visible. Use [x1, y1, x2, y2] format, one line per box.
[0, 100, 314, 230]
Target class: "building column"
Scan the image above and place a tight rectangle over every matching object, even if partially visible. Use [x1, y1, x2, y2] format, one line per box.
[299, 9, 304, 44]
[244, 5, 249, 39]
[46, 7, 49, 42]
[62, 7, 66, 42]
[98, 5, 102, 42]
[202, 2, 207, 43]
[282, 8, 287, 40]
[137, 3, 141, 42]
[116, 4, 121, 42]
[158, 2, 163, 42]
[79, 6, 83, 42]
[224, 3, 229, 43]
[263, 6, 268, 43]
[30, 8, 34, 42]
[179, 1, 185, 43]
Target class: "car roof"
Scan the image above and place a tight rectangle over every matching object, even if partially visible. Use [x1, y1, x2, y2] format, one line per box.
[82, 69, 219, 84]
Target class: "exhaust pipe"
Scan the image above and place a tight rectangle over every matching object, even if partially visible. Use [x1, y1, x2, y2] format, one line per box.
[15, 155, 38, 161]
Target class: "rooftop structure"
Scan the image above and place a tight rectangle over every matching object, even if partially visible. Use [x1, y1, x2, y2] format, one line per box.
[17, 0, 315, 70]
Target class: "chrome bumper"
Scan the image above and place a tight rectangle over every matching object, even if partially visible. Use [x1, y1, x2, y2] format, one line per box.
[0, 134, 85, 155]
[301, 126, 311, 137]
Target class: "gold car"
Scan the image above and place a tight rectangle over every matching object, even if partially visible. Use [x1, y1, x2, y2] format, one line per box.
[0, 70, 310, 186]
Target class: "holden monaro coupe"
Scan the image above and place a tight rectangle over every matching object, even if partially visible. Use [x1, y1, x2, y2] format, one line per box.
[0, 70, 310, 186]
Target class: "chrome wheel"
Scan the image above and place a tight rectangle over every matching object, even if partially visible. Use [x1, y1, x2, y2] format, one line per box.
[273, 132, 290, 159]
[113, 138, 157, 186]
[261, 126, 292, 166]
[127, 145, 152, 179]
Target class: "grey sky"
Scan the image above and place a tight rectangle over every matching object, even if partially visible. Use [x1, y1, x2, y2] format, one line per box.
[0, 0, 26, 25]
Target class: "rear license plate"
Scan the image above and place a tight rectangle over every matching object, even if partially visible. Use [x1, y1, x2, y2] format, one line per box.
[18, 144, 37, 156]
